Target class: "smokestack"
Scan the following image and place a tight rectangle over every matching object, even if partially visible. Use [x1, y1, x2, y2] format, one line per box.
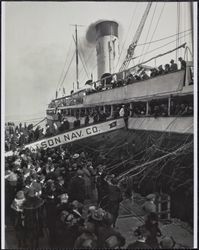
[95, 21, 119, 79]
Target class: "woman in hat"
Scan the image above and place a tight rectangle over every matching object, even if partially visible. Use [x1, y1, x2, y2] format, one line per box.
[142, 193, 156, 215]
[144, 212, 162, 248]
[82, 164, 92, 199]
[22, 188, 44, 248]
[5, 170, 18, 225]
[11, 191, 26, 248]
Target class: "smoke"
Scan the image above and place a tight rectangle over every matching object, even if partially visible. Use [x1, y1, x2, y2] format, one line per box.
[85, 19, 123, 45]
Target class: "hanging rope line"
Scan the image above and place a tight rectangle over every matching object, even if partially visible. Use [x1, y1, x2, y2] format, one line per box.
[56, 39, 73, 91]
[138, 2, 158, 64]
[59, 51, 75, 90]
[130, 38, 188, 62]
[141, 2, 166, 63]
[136, 29, 191, 47]
[32, 117, 47, 128]
[76, 37, 90, 79]
[117, 140, 192, 180]
[79, 47, 96, 78]
[116, 3, 139, 69]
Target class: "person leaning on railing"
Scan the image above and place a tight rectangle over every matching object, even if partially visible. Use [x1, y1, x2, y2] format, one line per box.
[178, 57, 186, 70]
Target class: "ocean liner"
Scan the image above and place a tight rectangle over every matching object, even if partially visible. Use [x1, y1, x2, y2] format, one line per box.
[43, 2, 194, 224]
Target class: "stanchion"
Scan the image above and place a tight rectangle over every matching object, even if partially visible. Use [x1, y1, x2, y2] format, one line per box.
[156, 193, 171, 222]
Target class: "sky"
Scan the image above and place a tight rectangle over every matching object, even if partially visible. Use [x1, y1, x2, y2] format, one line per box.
[3, 1, 193, 124]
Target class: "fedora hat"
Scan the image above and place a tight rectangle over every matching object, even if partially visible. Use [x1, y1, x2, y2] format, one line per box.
[90, 208, 105, 221]
[7, 172, 18, 183]
[16, 190, 25, 200]
[73, 153, 80, 159]
[77, 169, 84, 176]
[160, 236, 176, 248]
[146, 193, 156, 200]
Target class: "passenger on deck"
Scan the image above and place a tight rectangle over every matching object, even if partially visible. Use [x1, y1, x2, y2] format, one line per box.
[164, 64, 171, 73]
[178, 103, 188, 116]
[113, 107, 120, 119]
[117, 79, 124, 87]
[141, 71, 149, 80]
[178, 57, 186, 70]
[150, 68, 158, 77]
[93, 111, 99, 124]
[98, 110, 107, 122]
[126, 74, 136, 85]
[85, 115, 89, 126]
[63, 118, 70, 131]
[73, 117, 81, 128]
[119, 105, 125, 117]
[170, 59, 178, 71]
[134, 74, 141, 81]
[160, 104, 168, 117]
[153, 105, 161, 118]
[158, 65, 165, 75]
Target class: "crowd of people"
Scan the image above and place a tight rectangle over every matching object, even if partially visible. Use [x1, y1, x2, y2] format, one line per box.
[5, 122, 43, 152]
[5, 122, 58, 152]
[5, 144, 177, 249]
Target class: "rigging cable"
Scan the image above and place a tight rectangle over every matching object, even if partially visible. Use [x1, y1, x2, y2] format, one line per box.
[118, 141, 192, 180]
[138, 2, 158, 64]
[78, 49, 90, 79]
[141, 2, 165, 63]
[116, 3, 139, 70]
[56, 39, 73, 91]
[136, 29, 191, 47]
[176, 2, 180, 61]
[76, 37, 90, 79]
[59, 51, 75, 90]
[32, 117, 47, 128]
[131, 32, 190, 61]
[79, 47, 96, 77]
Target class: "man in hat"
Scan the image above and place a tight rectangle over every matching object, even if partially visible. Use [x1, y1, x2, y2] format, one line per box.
[164, 64, 171, 73]
[22, 188, 44, 248]
[106, 178, 123, 228]
[170, 59, 178, 71]
[45, 189, 58, 247]
[142, 194, 156, 215]
[158, 65, 165, 75]
[128, 225, 151, 249]
[144, 212, 162, 248]
[178, 57, 186, 69]
[68, 169, 86, 203]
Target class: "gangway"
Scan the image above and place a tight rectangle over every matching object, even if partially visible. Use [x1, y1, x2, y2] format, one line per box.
[5, 118, 125, 157]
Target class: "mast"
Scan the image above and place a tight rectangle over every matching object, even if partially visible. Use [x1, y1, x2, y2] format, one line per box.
[75, 24, 79, 90]
[190, 2, 193, 55]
